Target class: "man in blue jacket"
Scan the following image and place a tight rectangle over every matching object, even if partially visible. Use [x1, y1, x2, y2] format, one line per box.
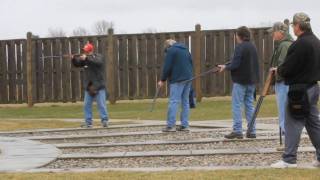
[158, 39, 193, 132]
[218, 26, 260, 139]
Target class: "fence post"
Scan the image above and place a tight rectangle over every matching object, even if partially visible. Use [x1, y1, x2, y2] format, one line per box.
[26, 32, 33, 107]
[107, 28, 116, 104]
[194, 24, 202, 102]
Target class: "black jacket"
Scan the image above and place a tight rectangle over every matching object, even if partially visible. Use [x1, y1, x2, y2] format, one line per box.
[278, 31, 320, 85]
[225, 41, 260, 85]
[72, 53, 106, 91]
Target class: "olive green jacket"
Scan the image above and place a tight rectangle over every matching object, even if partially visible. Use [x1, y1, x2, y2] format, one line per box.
[271, 34, 293, 82]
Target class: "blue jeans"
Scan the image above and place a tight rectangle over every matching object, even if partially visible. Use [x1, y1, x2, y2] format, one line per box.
[232, 83, 256, 134]
[167, 82, 192, 128]
[275, 81, 289, 133]
[84, 89, 109, 125]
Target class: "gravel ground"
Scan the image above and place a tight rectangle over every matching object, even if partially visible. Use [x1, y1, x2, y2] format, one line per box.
[45, 152, 316, 169]
[0, 126, 168, 137]
[61, 138, 312, 154]
[0, 126, 226, 138]
[40, 131, 279, 144]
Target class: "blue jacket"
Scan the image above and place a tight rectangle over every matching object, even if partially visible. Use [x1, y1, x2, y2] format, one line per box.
[161, 43, 193, 83]
[225, 41, 260, 85]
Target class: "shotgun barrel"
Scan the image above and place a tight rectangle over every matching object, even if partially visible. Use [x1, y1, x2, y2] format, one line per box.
[247, 70, 275, 133]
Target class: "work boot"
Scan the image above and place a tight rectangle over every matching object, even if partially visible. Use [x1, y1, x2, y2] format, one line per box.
[101, 120, 108, 128]
[224, 132, 243, 139]
[81, 123, 93, 128]
[246, 132, 256, 139]
[177, 126, 190, 132]
[162, 126, 176, 132]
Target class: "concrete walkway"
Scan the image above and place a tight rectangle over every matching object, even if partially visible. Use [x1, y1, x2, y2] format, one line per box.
[0, 137, 61, 172]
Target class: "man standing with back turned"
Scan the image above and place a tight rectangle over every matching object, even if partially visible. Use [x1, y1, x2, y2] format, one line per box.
[158, 39, 193, 132]
[271, 12, 320, 168]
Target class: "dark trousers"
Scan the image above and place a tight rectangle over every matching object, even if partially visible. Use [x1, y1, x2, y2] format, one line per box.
[282, 84, 320, 163]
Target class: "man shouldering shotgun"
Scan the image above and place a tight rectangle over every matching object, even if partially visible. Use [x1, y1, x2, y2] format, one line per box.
[71, 42, 109, 128]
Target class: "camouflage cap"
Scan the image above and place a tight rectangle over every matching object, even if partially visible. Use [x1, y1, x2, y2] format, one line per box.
[268, 22, 288, 33]
[292, 12, 311, 25]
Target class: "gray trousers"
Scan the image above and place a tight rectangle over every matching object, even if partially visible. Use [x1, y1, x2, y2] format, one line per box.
[282, 84, 320, 164]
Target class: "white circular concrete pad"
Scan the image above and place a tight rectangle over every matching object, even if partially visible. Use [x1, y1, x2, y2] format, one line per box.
[0, 137, 61, 172]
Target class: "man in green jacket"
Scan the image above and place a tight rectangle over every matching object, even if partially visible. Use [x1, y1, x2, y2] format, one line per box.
[269, 22, 293, 135]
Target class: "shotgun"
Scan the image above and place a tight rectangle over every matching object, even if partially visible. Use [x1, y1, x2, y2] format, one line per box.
[180, 61, 231, 84]
[39, 54, 92, 59]
[149, 61, 230, 112]
[247, 70, 275, 134]
[149, 85, 162, 112]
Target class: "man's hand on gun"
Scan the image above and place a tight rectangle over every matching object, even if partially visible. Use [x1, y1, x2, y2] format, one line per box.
[217, 65, 226, 73]
[157, 81, 165, 88]
[270, 67, 277, 73]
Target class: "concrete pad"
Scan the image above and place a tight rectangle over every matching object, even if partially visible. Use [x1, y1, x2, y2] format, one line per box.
[0, 137, 61, 172]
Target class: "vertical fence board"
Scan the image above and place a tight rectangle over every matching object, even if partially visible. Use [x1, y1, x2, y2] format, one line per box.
[31, 39, 38, 103]
[15, 41, 23, 103]
[128, 35, 137, 99]
[35, 40, 44, 102]
[61, 38, 71, 102]
[0, 41, 8, 103]
[155, 34, 166, 97]
[146, 34, 156, 98]
[118, 36, 128, 99]
[52, 39, 62, 101]
[113, 36, 120, 99]
[21, 40, 27, 102]
[70, 38, 80, 102]
[43, 40, 53, 101]
[137, 35, 147, 98]
[7, 41, 17, 102]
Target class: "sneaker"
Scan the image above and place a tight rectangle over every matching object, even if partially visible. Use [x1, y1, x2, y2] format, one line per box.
[246, 132, 256, 139]
[224, 132, 243, 139]
[81, 123, 93, 128]
[270, 160, 297, 168]
[162, 126, 176, 132]
[313, 160, 320, 167]
[177, 126, 190, 132]
[102, 121, 108, 128]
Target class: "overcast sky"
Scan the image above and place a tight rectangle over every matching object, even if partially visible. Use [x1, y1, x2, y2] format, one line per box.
[1, 0, 320, 39]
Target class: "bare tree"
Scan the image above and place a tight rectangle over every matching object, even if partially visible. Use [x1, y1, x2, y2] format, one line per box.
[48, 27, 67, 37]
[93, 20, 114, 35]
[72, 27, 90, 36]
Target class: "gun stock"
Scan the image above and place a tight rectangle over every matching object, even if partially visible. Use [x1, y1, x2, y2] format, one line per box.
[261, 70, 275, 97]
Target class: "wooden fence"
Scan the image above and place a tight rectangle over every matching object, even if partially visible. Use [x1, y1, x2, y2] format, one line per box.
[0, 25, 273, 105]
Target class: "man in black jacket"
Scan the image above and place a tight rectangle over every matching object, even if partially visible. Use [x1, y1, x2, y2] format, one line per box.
[72, 42, 109, 128]
[271, 12, 320, 168]
[218, 26, 260, 139]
